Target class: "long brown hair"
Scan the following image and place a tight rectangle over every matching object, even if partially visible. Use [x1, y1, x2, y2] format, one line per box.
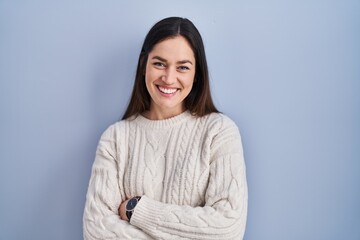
[122, 17, 219, 120]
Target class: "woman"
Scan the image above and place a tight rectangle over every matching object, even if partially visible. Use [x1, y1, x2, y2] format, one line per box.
[83, 17, 248, 239]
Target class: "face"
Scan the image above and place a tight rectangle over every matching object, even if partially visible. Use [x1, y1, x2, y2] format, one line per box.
[145, 36, 196, 119]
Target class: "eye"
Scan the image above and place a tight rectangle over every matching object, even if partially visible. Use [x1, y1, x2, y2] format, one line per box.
[153, 62, 166, 69]
[178, 66, 190, 71]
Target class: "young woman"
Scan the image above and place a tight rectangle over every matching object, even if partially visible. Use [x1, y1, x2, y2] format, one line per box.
[83, 17, 248, 239]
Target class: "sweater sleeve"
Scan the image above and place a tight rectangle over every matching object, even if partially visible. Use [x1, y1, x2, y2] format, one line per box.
[83, 125, 153, 240]
[130, 117, 248, 240]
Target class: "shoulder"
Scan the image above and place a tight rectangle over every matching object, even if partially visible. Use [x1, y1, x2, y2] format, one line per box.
[200, 112, 240, 135]
[95, 119, 133, 154]
[206, 112, 238, 126]
[99, 119, 129, 141]
[198, 113, 244, 160]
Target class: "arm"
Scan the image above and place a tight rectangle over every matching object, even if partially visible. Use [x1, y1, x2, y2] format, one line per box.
[127, 118, 248, 239]
[83, 125, 153, 240]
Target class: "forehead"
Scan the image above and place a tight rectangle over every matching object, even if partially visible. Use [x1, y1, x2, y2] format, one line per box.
[149, 36, 195, 61]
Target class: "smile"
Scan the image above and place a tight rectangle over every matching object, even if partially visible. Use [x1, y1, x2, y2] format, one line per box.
[157, 86, 178, 94]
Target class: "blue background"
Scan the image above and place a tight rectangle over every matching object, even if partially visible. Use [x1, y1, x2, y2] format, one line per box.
[0, 1, 359, 239]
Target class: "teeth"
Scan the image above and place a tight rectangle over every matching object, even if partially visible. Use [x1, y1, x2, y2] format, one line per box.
[158, 86, 177, 94]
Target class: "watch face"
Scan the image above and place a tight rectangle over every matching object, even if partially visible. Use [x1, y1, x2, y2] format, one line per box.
[126, 198, 138, 210]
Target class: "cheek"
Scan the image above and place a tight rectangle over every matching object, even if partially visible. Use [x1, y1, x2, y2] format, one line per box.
[185, 74, 195, 88]
[145, 66, 159, 82]
[144, 67, 154, 86]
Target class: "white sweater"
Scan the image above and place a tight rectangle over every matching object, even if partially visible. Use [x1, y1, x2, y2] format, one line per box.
[83, 111, 248, 239]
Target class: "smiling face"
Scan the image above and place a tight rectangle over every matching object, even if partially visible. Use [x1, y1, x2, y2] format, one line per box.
[144, 36, 196, 119]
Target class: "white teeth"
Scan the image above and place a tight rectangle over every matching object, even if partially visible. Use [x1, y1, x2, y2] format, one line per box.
[158, 86, 177, 94]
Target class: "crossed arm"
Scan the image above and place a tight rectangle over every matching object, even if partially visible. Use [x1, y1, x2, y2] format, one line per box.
[83, 122, 248, 239]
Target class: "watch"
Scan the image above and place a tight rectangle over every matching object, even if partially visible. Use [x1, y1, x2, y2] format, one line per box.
[125, 196, 141, 221]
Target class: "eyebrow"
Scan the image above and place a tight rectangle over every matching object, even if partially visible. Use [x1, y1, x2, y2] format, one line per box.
[152, 56, 193, 65]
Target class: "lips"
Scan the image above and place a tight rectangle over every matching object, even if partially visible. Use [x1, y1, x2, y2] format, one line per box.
[157, 86, 178, 94]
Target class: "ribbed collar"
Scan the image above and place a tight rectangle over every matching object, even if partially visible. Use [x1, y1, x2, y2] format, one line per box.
[132, 110, 194, 129]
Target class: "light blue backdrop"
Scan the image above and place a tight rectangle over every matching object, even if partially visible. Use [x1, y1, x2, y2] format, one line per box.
[0, 1, 359, 239]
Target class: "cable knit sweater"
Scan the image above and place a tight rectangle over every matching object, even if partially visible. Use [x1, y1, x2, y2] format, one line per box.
[83, 111, 248, 239]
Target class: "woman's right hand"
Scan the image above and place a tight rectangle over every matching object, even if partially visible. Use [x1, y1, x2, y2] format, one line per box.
[118, 199, 129, 221]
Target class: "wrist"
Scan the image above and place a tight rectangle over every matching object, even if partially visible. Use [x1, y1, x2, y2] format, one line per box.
[125, 196, 141, 222]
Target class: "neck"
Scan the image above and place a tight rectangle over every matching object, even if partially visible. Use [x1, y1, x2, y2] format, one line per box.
[143, 107, 186, 120]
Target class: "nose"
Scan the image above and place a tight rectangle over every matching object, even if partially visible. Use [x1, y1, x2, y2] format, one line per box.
[162, 68, 177, 85]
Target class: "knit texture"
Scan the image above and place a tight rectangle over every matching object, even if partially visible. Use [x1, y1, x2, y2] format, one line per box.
[83, 111, 248, 239]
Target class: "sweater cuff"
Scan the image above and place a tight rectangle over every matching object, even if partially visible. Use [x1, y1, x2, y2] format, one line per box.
[130, 195, 167, 235]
